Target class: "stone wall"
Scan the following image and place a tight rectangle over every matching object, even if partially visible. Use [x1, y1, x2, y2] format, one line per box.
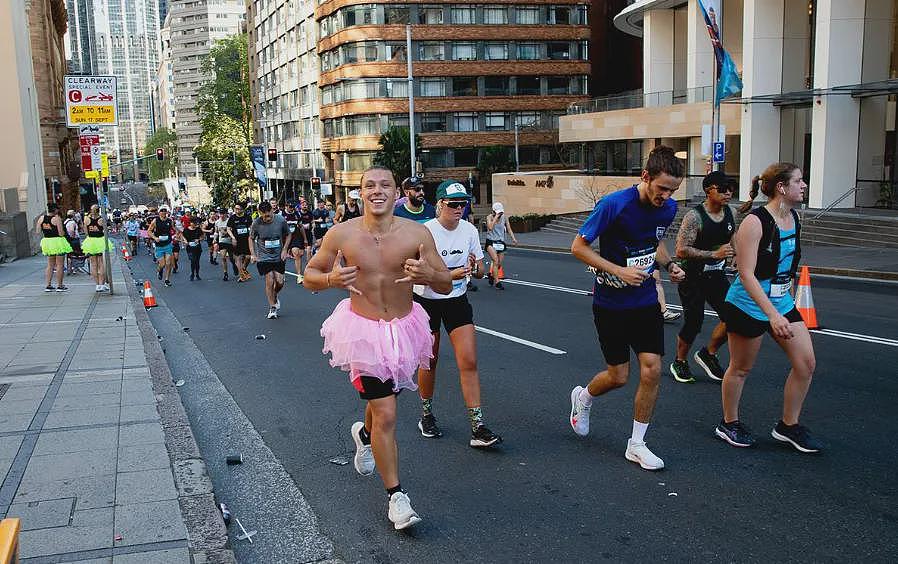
[491, 172, 639, 216]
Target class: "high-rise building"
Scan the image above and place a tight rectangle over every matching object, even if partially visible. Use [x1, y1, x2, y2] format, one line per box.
[158, 0, 170, 27]
[314, 2, 591, 202]
[167, 0, 246, 179]
[65, 0, 161, 174]
[154, 20, 175, 132]
[246, 0, 324, 202]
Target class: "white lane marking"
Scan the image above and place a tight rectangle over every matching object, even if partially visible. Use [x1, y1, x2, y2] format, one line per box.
[285, 270, 300, 278]
[474, 326, 566, 355]
[506, 278, 898, 348]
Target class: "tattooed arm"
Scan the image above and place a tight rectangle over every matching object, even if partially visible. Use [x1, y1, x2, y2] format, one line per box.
[676, 209, 715, 260]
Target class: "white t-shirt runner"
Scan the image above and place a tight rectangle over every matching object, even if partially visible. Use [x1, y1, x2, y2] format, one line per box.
[414, 218, 484, 300]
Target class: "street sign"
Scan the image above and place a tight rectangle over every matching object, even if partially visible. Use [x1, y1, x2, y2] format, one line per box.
[713, 141, 725, 164]
[101, 153, 110, 178]
[65, 75, 117, 126]
[79, 125, 101, 171]
[320, 183, 332, 196]
[85, 170, 99, 180]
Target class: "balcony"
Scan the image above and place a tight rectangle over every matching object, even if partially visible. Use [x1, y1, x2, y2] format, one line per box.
[567, 87, 714, 115]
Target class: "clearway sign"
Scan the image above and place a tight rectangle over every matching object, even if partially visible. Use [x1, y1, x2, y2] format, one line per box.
[65, 76, 117, 126]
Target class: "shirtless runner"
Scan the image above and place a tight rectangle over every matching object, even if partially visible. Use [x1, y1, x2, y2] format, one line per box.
[303, 166, 452, 530]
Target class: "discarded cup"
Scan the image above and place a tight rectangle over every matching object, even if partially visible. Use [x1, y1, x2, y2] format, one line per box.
[329, 456, 349, 466]
[175, 380, 185, 387]
[218, 503, 232, 526]
[182, 327, 190, 332]
[254, 334, 266, 340]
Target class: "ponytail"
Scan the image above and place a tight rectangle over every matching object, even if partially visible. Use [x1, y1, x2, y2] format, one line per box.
[739, 176, 762, 213]
[740, 163, 799, 214]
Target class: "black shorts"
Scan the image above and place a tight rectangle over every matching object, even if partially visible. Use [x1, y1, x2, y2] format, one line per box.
[676, 271, 730, 344]
[593, 303, 664, 366]
[128, 235, 138, 243]
[414, 294, 474, 334]
[218, 242, 233, 253]
[256, 260, 285, 276]
[485, 239, 506, 253]
[354, 376, 400, 400]
[234, 239, 251, 256]
[720, 302, 803, 339]
[314, 227, 328, 241]
[172, 242, 180, 253]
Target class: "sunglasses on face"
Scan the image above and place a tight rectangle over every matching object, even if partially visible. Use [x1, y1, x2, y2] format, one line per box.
[713, 185, 734, 194]
[444, 201, 467, 209]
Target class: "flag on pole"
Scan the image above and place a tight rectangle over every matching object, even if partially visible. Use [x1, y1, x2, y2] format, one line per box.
[698, 0, 743, 105]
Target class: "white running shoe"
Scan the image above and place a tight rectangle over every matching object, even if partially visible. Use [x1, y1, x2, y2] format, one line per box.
[266, 307, 278, 319]
[297, 274, 304, 285]
[625, 439, 665, 470]
[274, 298, 281, 311]
[350, 421, 375, 476]
[388, 492, 422, 530]
[569, 386, 591, 436]
[95, 285, 102, 292]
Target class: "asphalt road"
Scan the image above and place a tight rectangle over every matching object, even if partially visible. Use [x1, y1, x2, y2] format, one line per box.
[127, 241, 898, 563]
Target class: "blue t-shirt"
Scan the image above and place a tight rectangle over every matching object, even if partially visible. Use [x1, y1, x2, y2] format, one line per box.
[394, 202, 436, 223]
[578, 186, 677, 310]
[726, 227, 797, 320]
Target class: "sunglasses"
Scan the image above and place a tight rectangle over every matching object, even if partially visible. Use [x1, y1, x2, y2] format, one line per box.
[444, 201, 467, 209]
[714, 185, 734, 194]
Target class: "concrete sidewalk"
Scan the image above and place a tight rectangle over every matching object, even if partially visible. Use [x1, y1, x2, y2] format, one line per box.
[504, 230, 898, 281]
[0, 254, 232, 563]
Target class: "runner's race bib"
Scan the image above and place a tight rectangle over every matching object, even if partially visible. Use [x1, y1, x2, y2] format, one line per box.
[158, 235, 170, 243]
[188, 241, 199, 247]
[769, 275, 792, 298]
[219, 237, 231, 244]
[288, 223, 297, 233]
[236, 227, 249, 235]
[626, 251, 656, 272]
[703, 259, 726, 272]
[492, 241, 506, 252]
[264, 239, 281, 249]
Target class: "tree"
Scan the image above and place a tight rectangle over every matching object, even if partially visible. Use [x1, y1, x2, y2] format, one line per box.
[373, 126, 421, 183]
[476, 145, 515, 201]
[144, 128, 179, 181]
[197, 34, 253, 148]
[194, 116, 252, 206]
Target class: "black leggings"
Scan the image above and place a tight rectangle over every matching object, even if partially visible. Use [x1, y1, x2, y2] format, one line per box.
[676, 271, 730, 344]
[187, 248, 202, 276]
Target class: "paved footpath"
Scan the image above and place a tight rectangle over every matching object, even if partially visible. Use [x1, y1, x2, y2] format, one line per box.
[0, 254, 233, 563]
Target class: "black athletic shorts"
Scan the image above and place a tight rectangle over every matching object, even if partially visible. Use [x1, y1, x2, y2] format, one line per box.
[256, 260, 285, 276]
[314, 227, 328, 241]
[414, 294, 474, 334]
[676, 271, 730, 344]
[234, 238, 250, 256]
[720, 302, 803, 339]
[592, 303, 664, 366]
[485, 239, 506, 253]
[172, 242, 180, 253]
[218, 242, 233, 253]
[128, 235, 138, 243]
[354, 376, 400, 400]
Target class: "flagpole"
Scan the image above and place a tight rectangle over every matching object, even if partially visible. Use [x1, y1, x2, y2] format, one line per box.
[712, 52, 719, 172]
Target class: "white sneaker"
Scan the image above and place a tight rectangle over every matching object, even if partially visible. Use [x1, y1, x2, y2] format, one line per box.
[297, 274, 304, 285]
[102, 284, 110, 291]
[569, 386, 591, 436]
[388, 492, 421, 530]
[625, 439, 665, 470]
[350, 421, 375, 476]
[266, 307, 278, 319]
[95, 285, 102, 292]
[274, 298, 281, 311]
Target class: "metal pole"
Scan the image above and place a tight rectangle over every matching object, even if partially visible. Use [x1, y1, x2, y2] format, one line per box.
[711, 55, 719, 172]
[406, 25, 416, 179]
[514, 124, 520, 172]
[96, 178, 114, 295]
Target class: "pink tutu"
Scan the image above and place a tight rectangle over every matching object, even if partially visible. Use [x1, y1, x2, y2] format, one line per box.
[321, 298, 433, 392]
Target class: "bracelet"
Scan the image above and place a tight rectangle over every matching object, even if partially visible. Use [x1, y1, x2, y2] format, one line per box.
[325, 273, 331, 287]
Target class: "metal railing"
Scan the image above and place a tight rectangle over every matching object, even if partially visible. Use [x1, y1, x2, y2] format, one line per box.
[567, 86, 715, 114]
[809, 186, 860, 221]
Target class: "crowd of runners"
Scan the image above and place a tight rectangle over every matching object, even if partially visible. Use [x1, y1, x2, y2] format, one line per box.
[36, 146, 821, 530]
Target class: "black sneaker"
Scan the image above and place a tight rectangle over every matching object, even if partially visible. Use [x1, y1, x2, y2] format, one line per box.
[715, 419, 756, 448]
[669, 359, 696, 383]
[771, 421, 822, 453]
[470, 425, 502, 448]
[467, 281, 477, 292]
[195, 275, 201, 280]
[223, 273, 229, 281]
[417, 414, 443, 438]
[44, 285, 54, 292]
[158, 269, 163, 280]
[164, 280, 172, 287]
[694, 347, 725, 381]
[190, 274, 195, 281]
[495, 281, 504, 290]
[55, 285, 69, 292]
[487, 273, 494, 286]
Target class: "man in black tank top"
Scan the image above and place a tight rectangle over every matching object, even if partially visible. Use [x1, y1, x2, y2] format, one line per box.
[149, 207, 176, 286]
[671, 171, 736, 383]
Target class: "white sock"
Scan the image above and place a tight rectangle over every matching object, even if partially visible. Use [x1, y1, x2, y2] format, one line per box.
[579, 387, 594, 407]
[631, 420, 649, 443]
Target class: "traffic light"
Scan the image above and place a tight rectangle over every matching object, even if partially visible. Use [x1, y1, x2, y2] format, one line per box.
[156, 148, 164, 161]
[267, 148, 278, 162]
[311, 176, 321, 190]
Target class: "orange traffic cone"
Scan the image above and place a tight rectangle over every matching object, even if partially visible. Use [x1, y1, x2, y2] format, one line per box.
[794, 266, 818, 329]
[121, 244, 132, 261]
[143, 280, 157, 309]
[497, 265, 506, 280]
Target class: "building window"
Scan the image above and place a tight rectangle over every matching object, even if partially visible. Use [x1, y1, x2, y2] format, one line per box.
[450, 7, 476, 24]
[483, 7, 507, 24]
[419, 5, 443, 24]
[385, 79, 408, 98]
[484, 42, 508, 60]
[483, 76, 510, 96]
[420, 77, 446, 97]
[423, 149, 449, 168]
[420, 113, 446, 132]
[388, 114, 409, 128]
[453, 112, 478, 132]
[454, 148, 476, 167]
[386, 5, 410, 24]
[419, 42, 445, 61]
[516, 76, 541, 95]
[484, 112, 507, 130]
[518, 43, 540, 60]
[547, 76, 569, 94]
[515, 7, 539, 24]
[386, 42, 407, 61]
[348, 115, 380, 135]
[452, 43, 476, 61]
[547, 6, 571, 25]
[452, 77, 478, 97]
[547, 42, 571, 60]
[516, 112, 540, 127]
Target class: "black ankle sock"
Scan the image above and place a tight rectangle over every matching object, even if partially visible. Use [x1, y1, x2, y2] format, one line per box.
[358, 425, 371, 445]
[386, 484, 403, 497]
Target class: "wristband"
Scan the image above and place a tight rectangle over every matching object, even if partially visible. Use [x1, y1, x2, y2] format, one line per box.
[325, 273, 331, 287]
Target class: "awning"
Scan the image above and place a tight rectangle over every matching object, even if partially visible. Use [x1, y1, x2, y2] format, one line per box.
[724, 79, 898, 106]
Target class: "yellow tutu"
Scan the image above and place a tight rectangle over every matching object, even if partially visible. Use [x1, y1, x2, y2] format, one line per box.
[40, 237, 73, 256]
[82, 236, 114, 256]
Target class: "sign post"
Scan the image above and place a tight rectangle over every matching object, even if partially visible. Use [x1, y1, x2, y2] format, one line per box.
[712, 141, 725, 164]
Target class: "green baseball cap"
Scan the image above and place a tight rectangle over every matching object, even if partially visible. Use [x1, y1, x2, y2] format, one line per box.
[435, 180, 471, 201]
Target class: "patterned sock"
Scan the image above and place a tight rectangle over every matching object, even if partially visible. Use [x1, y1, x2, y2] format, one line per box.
[386, 484, 403, 497]
[421, 398, 433, 417]
[467, 406, 483, 431]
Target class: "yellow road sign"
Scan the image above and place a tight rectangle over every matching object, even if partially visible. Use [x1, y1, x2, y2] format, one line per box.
[101, 154, 110, 178]
[85, 170, 99, 180]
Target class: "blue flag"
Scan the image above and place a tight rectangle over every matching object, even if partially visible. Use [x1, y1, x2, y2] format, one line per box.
[698, 0, 743, 104]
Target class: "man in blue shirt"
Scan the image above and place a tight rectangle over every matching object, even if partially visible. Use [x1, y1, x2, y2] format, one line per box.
[567, 145, 686, 471]
[393, 177, 436, 223]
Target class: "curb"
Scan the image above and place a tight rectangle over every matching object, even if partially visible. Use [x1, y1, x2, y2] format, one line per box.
[512, 243, 898, 282]
[119, 259, 237, 564]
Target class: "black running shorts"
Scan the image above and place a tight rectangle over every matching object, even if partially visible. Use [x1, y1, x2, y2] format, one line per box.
[676, 271, 730, 344]
[720, 302, 803, 339]
[592, 303, 664, 366]
[218, 242, 233, 253]
[256, 260, 285, 277]
[414, 294, 474, 334]
[354, 376, 400, 400]
[234, 238, 251, 256]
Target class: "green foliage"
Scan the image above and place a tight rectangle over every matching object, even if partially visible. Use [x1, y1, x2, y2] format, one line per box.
[877, 182, 896, 209]
[373, 126, 421, 183]
[197, 34, 253, 146]
[144, 128, 179, 181]
[476, 145, 515, 185]
[194, 116, 252, 206]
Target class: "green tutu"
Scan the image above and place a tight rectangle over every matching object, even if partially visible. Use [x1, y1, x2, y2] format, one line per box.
[40, 237, 73, 256]
[82, 236, 114, 256]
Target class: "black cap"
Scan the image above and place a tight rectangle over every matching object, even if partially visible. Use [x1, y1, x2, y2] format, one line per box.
[401, 176, 423, 191]
[702, 171, 731, 191]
